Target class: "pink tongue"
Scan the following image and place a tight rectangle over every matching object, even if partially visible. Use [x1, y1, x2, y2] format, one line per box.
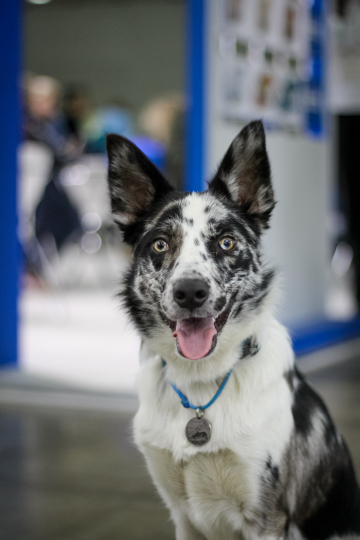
[173, 317, 217, 360]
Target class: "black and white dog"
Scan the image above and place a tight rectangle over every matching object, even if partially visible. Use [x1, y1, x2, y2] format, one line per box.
[106, 121, 360, 539]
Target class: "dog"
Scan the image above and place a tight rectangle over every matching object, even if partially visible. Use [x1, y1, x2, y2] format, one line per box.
[106, 120, 360, 539]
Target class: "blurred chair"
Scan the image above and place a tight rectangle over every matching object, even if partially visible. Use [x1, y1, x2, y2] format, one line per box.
[56, 154, 126, 287]
[18, 141, 63, 285]
[18, 141, 54, 240]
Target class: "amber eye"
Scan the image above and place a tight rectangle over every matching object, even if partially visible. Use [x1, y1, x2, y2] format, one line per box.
[153, 239, 169, 253]
[219, 237, 235, 251]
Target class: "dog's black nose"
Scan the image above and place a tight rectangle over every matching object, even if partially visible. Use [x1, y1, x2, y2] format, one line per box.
[173, 279, 209, 311]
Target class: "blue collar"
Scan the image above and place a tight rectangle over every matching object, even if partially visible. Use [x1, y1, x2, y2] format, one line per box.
[161, 336, 259, 412]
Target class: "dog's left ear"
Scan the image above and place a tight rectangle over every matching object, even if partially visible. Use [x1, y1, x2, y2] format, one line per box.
[209, 120, 275, 229]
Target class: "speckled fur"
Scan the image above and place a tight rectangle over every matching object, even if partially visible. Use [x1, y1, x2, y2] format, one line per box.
[106, 122, 360, 540]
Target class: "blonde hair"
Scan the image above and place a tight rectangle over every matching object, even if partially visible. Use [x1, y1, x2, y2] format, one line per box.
[139, 94, 184, 146]
[27, 75, 61, 101]
[26, 75, 62, 118]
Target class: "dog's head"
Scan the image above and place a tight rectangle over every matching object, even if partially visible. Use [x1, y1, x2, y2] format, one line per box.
[107, 121, 276, 365]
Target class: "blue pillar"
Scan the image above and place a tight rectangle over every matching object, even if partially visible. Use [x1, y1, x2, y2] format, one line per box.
[306, 0, 326, 137]
[185, 0, 206, 192]
[0, 0, 21, 366]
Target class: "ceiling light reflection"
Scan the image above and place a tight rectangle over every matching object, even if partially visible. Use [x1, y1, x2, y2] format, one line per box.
[81, 232, 102, 254]
[27, 0, 53, 5]
[81, 212, 101, 233]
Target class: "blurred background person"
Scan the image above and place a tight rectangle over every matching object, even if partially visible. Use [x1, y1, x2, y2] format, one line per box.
[138, 93, 185, 190]
[23, 75, 84, 276]
[62, 83, 89, 142]
[83, 99, 134, 154]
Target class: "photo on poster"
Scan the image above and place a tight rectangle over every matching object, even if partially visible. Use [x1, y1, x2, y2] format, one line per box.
[284, 3, 296, 40]
[278, 57, 303, 112]
[235, 39, 248, 58]
[256, 72, 274, 107]
[258, 0, 272, 31]
[223, 64, 245, 104]
[225, 0, 244, 22]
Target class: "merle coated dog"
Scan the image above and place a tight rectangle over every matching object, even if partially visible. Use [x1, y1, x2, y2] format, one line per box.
[106, 121, 360, 539]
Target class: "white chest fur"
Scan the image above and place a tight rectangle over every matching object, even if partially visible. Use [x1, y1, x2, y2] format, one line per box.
[133, 316, 295, 538]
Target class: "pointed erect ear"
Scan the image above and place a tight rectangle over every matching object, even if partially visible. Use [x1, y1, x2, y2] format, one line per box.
[106, 134, 174, 226]
[208, 120, 275, 229]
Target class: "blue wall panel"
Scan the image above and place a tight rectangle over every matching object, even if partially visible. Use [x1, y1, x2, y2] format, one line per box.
[185, 0, 206, 192]
[0, 0, 21, 366]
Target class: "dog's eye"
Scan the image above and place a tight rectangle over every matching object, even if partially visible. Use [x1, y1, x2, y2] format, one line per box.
[219, 237, 235, 251]
[153, 239, 169, 253]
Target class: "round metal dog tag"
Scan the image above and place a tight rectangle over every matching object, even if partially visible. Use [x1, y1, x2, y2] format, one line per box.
[185, 417, 212, 446]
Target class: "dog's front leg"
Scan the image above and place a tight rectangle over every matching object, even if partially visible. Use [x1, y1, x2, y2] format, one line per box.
[171, 507, 208, 540]
[142, 443, 207, 540]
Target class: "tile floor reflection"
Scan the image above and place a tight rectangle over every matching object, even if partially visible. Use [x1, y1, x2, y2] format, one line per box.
[0, 409, 173, 540]
[0, 355, 359, 540]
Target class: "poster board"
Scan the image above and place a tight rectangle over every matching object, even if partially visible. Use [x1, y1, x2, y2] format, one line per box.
[218, 0, 311, 131]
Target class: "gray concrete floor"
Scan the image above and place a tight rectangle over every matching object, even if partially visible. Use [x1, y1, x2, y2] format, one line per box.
[308, 355, 360, 476]
[0, 356, 359, 540]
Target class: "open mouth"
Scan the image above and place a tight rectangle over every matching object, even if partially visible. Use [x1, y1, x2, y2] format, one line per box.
[166, 306, 231, 361]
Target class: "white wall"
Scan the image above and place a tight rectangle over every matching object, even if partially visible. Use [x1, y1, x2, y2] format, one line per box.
[26, 1, 184, 113]
[206, 0, 331, 325]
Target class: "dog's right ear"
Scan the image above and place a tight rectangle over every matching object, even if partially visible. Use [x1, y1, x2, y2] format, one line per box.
[106, 134, 174, 227]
